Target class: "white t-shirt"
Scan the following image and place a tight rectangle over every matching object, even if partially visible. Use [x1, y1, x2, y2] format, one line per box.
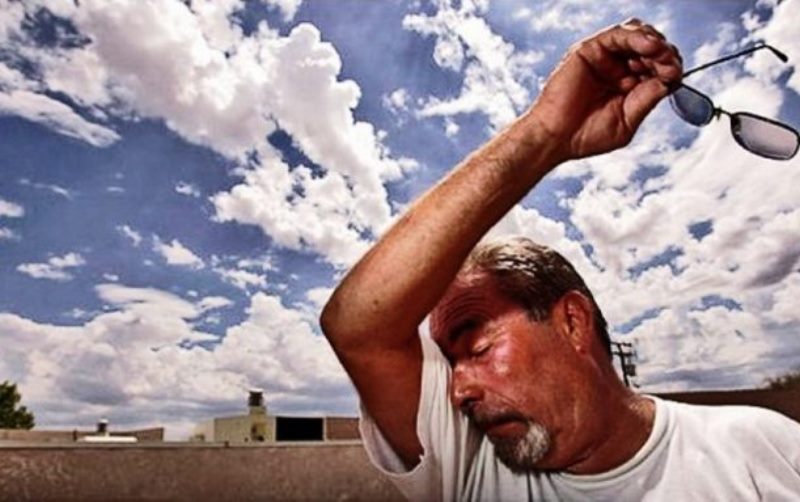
[360, 335, 800, 501]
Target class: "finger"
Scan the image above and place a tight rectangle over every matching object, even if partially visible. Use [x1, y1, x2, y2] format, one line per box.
[576, 22, 682, 84]
[627, 48, 683, 82]
[670, 43, 683, 64]
[623, 77, 671, 131]
[627, 57, 648, 74]
[640, 50, 683, 82]
[591, 25, 670, 60]
[617, 74, 640, 93]
[621, 17, 644, 27]
[622, 22, 666, 42]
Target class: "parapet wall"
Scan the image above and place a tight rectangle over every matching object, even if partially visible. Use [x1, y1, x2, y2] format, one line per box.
[2, 389, 797, 500]
[0, 441, 403, 501]
[659, 388, 800, 422]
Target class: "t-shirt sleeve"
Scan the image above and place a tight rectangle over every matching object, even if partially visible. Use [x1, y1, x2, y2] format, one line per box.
[359, 333, 479, 502]
[741, 407, 800, 498]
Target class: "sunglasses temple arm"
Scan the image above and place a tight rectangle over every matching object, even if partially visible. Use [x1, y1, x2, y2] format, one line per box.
[684, 44, 788, 78]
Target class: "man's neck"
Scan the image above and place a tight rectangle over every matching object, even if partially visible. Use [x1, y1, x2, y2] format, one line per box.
[565, 391, 656, 475]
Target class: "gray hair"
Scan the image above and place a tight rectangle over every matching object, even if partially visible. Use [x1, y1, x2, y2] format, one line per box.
[463, 236, 611, 357]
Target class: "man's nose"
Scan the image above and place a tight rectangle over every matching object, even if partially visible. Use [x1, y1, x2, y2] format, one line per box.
[451, 364, 484, 412]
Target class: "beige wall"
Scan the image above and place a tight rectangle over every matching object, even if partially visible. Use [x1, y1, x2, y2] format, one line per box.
[213, 413, 274, 443]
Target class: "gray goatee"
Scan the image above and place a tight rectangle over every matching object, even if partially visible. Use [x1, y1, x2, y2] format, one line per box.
[491, 421, 551, 473]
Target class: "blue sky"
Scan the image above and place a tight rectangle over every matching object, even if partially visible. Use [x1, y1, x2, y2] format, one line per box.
[1, 0, 799, 438]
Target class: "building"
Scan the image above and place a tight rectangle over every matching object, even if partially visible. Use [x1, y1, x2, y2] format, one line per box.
[191, 389, 360, 443]
[0, 418, 163, 443]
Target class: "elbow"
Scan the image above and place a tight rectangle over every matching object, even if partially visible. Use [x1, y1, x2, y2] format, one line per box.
[319, 290, 376, 355]
[319, 294, 340, 341]
[319, 290, 355, 349]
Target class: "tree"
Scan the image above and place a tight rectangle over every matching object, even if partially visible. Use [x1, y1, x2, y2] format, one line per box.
[765, 370, 800, 391]
[0, 380, 35, 429]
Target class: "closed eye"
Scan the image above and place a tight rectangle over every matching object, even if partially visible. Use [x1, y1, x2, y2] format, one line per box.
[448, 318, 479, 345]
[471, 341, 491, 358]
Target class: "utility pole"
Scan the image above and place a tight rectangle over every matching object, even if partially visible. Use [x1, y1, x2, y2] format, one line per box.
[610, 341, 638, 388]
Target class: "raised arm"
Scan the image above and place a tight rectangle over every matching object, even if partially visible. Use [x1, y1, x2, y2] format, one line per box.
[320, 19, 681, 467]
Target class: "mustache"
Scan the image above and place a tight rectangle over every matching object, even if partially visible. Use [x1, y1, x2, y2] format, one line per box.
[464, 406, 528, 430]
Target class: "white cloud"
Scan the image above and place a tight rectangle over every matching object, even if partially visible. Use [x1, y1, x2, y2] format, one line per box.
[213, 158, 375, 267]
[383, 88, 410, 114]
[175, 181, 201, 198]
[305, 287, 333, 311]
[116, 225, 142, 247]
[443, 117, 460, 138]
[515, 1, 596, 33]
[0, 0, 25, 42]
[198, 295, 234, 312]
[214, 266, 267, 291]
[19, 178, 73, 199]
[0, 197, 24, 218]
[0, 285, 351, 436]
[745, 0, 800, 94]
[631, 306, 778, 391]
[0, 227, 19, 240]
[263, 0, 303, 22]
[236, 255, 274, 272]
[153, 237, 205, 269]
[17, 252, 86, 281]
[102, 273, 119, 282]
[0, 89, 119, 147]
[403, 0, 545, 132]
[0, 0, 415, 268]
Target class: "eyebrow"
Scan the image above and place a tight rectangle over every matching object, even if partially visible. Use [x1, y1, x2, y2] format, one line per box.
[448, 318, 479, 345]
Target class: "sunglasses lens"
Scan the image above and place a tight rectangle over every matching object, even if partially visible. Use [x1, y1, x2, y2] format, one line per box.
[731, 114, 800, 160]
[669, 86, 714, 126]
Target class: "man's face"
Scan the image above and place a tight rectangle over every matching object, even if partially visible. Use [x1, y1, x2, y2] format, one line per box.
[429, 270, 595, 472]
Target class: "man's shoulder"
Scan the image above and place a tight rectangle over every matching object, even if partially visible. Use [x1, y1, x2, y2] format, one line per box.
[661, 397, 800, 446]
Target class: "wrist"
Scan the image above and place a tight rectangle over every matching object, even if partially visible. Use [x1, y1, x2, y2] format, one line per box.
[496, 108, 569, 180]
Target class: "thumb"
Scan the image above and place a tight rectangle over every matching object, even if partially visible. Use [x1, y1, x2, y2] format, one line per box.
[623, 78, 671, 132]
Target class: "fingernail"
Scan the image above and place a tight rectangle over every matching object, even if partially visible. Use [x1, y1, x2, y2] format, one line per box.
[645, 33, 660, 42]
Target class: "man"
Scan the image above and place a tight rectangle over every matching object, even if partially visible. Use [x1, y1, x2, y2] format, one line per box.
[320, 19, 800, 500]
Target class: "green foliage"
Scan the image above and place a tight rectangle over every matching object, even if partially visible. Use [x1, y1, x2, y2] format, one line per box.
[765, 370, 800, 391]
[0, 380, 35, 429]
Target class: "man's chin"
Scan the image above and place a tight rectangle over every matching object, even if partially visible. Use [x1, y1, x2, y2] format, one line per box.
[489, 421, 551, 474]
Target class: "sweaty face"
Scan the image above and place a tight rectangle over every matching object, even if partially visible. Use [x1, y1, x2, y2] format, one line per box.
[430, 271, 585, 472]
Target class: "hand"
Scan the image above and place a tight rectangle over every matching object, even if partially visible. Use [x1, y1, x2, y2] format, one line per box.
[529, 19, 682, 161]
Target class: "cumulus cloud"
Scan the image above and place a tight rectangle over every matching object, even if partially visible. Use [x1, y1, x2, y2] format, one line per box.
[0, 284, 351, 436]
[1, 0, 414, 268]
[0, 90, 119, 147]
[745, 0, 800, 95]
[198, 295, 234, 312]
[153, 236, 205, 269]
[0, 197, 24, 218]
[0, 227, 20, 240]
[214, 266, 267, 291]
[631, 306, 779, 391]
[116, 225, 142, 246]
[19, 178, 73, 199]
[175, 181, 201, 198]
[512, 2, 596, 33]
[17, 252, 86, 281]
[403, 0, 544, 132]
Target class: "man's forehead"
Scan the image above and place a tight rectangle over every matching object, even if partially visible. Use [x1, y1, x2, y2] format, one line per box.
[430, 270, 494, 339]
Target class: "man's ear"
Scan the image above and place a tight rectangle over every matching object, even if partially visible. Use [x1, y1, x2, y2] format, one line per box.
[551, 290, 594, 354]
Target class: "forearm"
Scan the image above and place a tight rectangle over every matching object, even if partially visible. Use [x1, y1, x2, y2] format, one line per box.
[321, 108, 564, 348]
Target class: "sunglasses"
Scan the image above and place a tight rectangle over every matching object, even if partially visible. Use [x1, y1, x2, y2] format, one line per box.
[669, 44, 800, 161]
